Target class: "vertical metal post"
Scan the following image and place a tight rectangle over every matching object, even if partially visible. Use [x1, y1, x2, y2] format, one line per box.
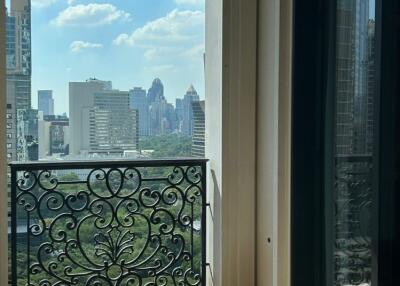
[11, 167, 17, 286]
[201, 162, 207, 285]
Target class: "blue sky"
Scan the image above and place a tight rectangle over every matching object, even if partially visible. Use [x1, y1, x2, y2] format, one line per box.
[23, 0, 204, 115]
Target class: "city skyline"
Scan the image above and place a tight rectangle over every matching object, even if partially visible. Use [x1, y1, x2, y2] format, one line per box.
[5, 0, 206, 115]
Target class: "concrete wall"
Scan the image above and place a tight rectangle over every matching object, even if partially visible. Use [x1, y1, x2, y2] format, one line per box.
[206, 0, 292, 285]
[257, 0, 293, 285]
[205, 0, 258, 285]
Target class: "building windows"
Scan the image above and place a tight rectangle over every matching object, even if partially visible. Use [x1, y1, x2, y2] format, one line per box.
[6, 123, 12, 129]
[7, 143, 12, 149]
[7, 133, 12, 139]
[6, 113, 12, 119]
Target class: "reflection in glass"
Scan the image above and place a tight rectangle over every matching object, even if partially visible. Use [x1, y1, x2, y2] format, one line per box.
[333, 0, 376, 285]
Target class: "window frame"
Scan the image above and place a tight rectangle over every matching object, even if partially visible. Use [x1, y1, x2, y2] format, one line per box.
[0, 0, 8, 284]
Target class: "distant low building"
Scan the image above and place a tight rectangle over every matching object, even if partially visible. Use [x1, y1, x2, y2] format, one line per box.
[38, 114, 69, 158]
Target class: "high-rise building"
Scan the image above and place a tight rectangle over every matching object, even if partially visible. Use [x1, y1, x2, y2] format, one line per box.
[81, 90, 139, 154]
[38, 90, 54, 116]
[16, 109, 38, 162]
[149, 96, 170, 136]
[182, 85, 200, 136]
[191, 100, 205, 157]
[129, 87, 149, 137]
[6, 0, 31, 111]
[69, 78, 112, 155]
[147, 78, 164, 105]
[336, 0, 371, 156]
[366, 20, 376, 155]
[5, 0, 32, 226]
[175, 98, 184, 132]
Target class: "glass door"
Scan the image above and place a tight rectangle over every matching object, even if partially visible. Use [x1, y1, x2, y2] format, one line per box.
[328, 0, 378, 285]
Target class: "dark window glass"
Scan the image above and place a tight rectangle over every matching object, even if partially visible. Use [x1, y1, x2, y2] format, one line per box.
[330, 0, 376, 285]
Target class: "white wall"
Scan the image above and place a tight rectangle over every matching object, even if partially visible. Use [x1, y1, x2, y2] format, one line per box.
[205, 0, 258, 285]
[206, 0, 292, 285]
[257, 0, 292, 285]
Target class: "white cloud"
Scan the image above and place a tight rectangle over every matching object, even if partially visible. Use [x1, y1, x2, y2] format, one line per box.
[52, 4, 131, 27]
[174, 0, 204, 5]
[113, 9, 204, 60]
[144, 65, 175, 73]
[181, 43, 204, 58]
[113, 9, 204, 47]
[70, 41, 103, 52]
[31, 0, 57, 8]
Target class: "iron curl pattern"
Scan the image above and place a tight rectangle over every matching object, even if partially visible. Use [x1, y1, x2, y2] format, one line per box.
[10, 159, 207, 286]
[333, 159, 372, 286]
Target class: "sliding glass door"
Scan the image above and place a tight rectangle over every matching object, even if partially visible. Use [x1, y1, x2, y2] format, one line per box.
[329, 0, 377, 285]
[293, 0, 400, 285]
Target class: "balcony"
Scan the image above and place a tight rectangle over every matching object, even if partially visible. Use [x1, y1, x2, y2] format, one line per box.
[9, 158, 207, 286]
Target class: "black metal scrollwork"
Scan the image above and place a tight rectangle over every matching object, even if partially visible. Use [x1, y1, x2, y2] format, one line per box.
[10, 160, 207, 286]
[334, 160, 372, 286]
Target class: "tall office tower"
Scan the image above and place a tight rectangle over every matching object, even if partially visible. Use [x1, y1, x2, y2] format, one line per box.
[81, 90, 139, 154]
[149, 96, 170, 136]
[175, 98, 184, 132]
[182, 85, 200, 136]
[166, 103, 178, 133]
[191, 100, 205, 157]
[147, 78, 164, 105]
[366, 20, 376, 155]
[129, 87, 149, 137]
[38, 90, 54, 115]
[16, 109, 38, 162]
[336, 0, 356, 155]
[6, 0, 32, 163]
[336, 0, 370, 156]
[5, 0, 32, 227]
[69, 78, 112, 155]
[6, 0, 31, 111]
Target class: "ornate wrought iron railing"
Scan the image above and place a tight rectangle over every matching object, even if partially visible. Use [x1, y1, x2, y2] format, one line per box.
[9, 159, 207, 286]
[333, 155, 373, 286]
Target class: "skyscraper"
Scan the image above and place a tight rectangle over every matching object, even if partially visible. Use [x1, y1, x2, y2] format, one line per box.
[5, 0, 32, 226]
[147, 78, 164, 105]
[129, 87, 149, 137]
[38, 90, 54, 116]
[149, 96, 170, 136]
[191, 100, 205, 157]
[69, 78, 112, 155]
[182, 85, 200, 136]
[175, 98, 184, 132]
[82, 90, 139, 154]
[6, 0, 31, 111]
[16, 109, 38, 162]
[6, 0, 32, 166]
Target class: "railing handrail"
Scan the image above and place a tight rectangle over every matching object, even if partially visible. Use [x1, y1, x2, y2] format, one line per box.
[10, 158, 208, 285]
[9, 157, 209, 170]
